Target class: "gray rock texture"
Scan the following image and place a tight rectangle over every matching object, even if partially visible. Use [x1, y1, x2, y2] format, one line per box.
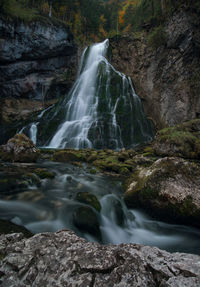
[0, 230, 200, 286]
[124, 157, 200, 227]
[0, 16, 77, 100]
[0, 133, 38, 162]
[110, 10, 200, 128]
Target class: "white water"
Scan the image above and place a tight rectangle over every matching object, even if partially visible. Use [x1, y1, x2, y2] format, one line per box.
[29, 123, 38, 144]
[48, 39, 109, 148]
[1, 162, 200, 255]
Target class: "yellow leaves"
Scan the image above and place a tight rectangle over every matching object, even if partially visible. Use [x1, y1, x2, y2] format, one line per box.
[41, 2, 49, 15]
[118, 9, 125, 25]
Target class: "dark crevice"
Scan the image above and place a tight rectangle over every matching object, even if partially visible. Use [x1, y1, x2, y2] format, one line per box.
[79, 264, 118, 275]
[89, 274, 96, 287]
[146, 264, 170, 287]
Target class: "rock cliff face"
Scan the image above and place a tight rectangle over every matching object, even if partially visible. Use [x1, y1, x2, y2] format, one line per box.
[0, 16, 77, 143]
[0, 16, 77, 100]
[0, 231, 200, 286]
[110, 10, 200, 129]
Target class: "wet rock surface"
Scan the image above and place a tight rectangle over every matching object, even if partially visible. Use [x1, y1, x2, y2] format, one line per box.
[0, 230, 199, 286]
[124, 157, 200, 227]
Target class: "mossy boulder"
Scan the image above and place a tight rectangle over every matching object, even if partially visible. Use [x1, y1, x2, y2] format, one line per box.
[72, 206, 101, 239]
[52, 150, 85, 163]
[0, 133, 39, 162]
[153, 119, 200, 159]
[92, 151, 133, 175]
[34, 168, 55, 179]
[75, 192, 101, 212]
[124, 157, 200, 227]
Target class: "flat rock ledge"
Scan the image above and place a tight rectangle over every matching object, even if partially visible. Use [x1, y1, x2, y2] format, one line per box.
[0, 231, 200, 287]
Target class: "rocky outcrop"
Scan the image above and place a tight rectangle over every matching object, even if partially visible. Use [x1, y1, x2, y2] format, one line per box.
[0, 16, 77, 144]
[0, 133, 38, 162]
[0, 16, 77, 100]
[110, 9, 200, 128]
[153, 119, 200, 159]
[124, 157, 200, 227]
[0, 230, 199, 286]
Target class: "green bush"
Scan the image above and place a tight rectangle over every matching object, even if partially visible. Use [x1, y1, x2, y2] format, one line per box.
[147, 26, 167, 49]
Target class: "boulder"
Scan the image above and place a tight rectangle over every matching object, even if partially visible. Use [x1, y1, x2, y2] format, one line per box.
[0, 134, 38, 162]
[124, 157, 200, 227]
[73, 206, 101, 239]
[75, 192, 101, 212]
[0, 230, 199, 286]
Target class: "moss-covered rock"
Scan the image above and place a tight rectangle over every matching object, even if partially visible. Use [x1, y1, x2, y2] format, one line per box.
[72, 206, 101, 239]
[75, 192, 101, 212]
[52, 150, 86, 163]
[0, 134, 39, 163]
[34, 168, 55, 179]
[153, 119, 200, 159]
[124, 157, 200, 227]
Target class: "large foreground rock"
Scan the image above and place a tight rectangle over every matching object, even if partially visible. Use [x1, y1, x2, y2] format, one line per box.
[124, 157, 200, 227]
[0, 231, 199, 286]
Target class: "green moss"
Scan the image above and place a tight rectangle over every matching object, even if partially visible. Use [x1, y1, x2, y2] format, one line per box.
[34, 168, 55, 179]
[0, 0, 68, 28]
[119, 167, 129, 175]
[159, 131, 196, 143]
[147, 26, 167, 49]
[154, 119, 200, 159]
[52, 150, 83, 163]
[89, 168, 97, 174]
[75, 192, 101, 212]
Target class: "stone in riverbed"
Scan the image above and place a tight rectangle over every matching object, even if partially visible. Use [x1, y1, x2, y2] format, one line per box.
[73, 206, 101, 239]
[124, 157, 200, 227]
[75, 192, 101, 212]
[0, 230, 199, 286]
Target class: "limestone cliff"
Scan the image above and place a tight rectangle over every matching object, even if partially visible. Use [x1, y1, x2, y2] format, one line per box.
[110, 9, 200, 129]
[0, 16, 77, 143]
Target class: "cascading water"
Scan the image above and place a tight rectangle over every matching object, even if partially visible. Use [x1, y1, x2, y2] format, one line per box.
[22, 39, 154, 149]
[0, 162, 200, 255]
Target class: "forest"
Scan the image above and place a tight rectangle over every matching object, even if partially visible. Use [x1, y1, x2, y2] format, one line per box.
[1, 0, 198, 43]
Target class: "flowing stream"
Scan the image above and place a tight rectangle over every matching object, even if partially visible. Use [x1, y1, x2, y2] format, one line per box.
[12, 40, 200, 254]
[0, 162, 200, 255]
[22, 39, 154, 149]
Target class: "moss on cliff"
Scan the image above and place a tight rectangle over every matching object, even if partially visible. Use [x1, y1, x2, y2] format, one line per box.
[153, 119, 200, 159]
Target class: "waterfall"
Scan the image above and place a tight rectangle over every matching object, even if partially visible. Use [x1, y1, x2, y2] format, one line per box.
[23, 39, 154, 149]
[29, 123, 38, 144]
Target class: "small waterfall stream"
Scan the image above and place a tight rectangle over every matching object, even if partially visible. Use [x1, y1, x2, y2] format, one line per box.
[23, 39, 154, 149]
[0, 162, 199, 255]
